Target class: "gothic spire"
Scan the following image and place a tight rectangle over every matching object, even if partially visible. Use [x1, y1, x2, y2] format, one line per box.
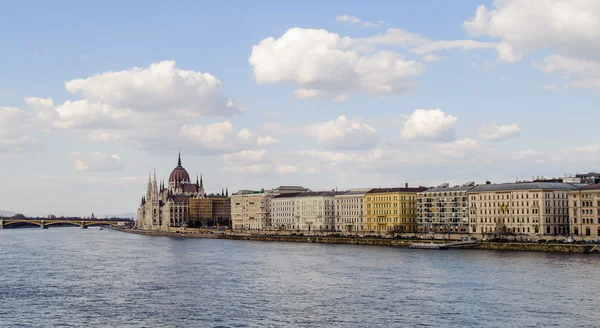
[221, 187, 224, 196]
[226, 187, 229, 197]
[178, 150, 182, 167]
[196, 174, 199, 186]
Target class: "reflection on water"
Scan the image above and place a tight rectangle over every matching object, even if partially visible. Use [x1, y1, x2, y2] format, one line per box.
[1, 228, 599, 327]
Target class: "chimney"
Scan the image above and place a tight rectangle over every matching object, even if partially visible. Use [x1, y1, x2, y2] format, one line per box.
[405, 183, 408, 188]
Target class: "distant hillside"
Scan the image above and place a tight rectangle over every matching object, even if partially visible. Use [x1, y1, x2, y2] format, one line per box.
[0, 210, 18, 217]
[100, 212, 136, 219]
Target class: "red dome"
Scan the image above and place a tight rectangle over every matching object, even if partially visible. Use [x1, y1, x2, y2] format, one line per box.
[169, 152, 190, 183]
[169, 166, 190, 183]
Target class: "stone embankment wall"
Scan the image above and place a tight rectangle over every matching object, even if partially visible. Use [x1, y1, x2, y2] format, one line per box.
[120, 229, 598, 253]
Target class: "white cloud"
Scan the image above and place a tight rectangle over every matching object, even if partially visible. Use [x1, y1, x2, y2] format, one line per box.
[85, 131, 122, 142]
[72, 152, 124, 172]
[257, 136, 279, 146]
[294, 88, 330, 99]
[336, 14, 384, 28]
[463, 1, 600, 63]
[237, 128, 253, 141]
[179, 121, 253, 154]
[249, 28, 424, 99]
[422, 54, 441, 62]
[478, 122, 521, 141]
[534, 55, 600, 91]
[23, 61, 252, 154]
[401, 109, 457, 141]
[411, 40, 498, 55]
[435, 139, 480, 157]
[222, 149, 266, 164]
[276, 164, 298, 174]
[0, 107, 39, 154]
[307, 115, 379, 150]
[225, 164, 270, 174]
[336, 15, 361, 25]
[65, 60, 240, 116]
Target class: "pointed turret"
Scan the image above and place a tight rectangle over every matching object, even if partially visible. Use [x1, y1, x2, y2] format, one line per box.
[221, 187, 224, 196]
[152, 169, 158, 202]
[146, 171, 152, 200]
[226, 187, 229, 197]
[196, 174, 199, 186]
[199, 174, 204, 192]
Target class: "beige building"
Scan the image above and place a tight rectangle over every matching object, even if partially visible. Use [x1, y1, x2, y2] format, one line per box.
[569, 184, 600, 238]
[417, 183, 473, 234]
[468, 182, 577, 236]
[231, 190, 271, 230]
[335, 189, 370, 232]
[234, 186, 310, 231]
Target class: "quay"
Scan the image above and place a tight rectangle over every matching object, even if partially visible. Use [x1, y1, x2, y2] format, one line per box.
[118, 229, 600, 254]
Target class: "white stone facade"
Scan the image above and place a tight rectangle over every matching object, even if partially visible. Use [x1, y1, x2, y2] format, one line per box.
[335, 189, 369, 232]
[136, 155, 205, 231]
[468, 182, 576, 236]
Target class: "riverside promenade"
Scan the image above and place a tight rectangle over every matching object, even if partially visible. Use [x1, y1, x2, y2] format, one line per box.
[119, 228, 600, 254]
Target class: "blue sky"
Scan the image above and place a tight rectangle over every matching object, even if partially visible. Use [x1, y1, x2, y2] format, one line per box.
[1, 0, 599, 216]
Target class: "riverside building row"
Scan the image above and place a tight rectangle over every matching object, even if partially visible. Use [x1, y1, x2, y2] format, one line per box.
[229, 181, 600, 238]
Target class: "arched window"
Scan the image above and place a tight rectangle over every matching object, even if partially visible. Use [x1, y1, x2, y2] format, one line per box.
[546, 226, 551, 234]
[586, 227, 591, 236]
[574, 227, 579, 236]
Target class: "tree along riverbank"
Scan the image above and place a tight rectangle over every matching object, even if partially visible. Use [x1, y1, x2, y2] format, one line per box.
[118, 229, 600, 254]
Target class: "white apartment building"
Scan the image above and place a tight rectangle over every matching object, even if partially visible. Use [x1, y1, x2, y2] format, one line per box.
[295, 192, 337, 231]
[233, 186, 309, 230]
[271, 191, 338, 231]
[271, 193, 299, 230]
[468, 182, 577, 236]
[335, 189, 370, 232]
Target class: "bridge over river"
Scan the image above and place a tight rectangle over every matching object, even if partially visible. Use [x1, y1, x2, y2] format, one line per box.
[0, 218, 131, 229]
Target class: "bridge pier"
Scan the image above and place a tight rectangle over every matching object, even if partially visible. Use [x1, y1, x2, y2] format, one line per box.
[81, 221, 87, 229]
[0, 218, 3, 229]
[40, 220, 46, 229]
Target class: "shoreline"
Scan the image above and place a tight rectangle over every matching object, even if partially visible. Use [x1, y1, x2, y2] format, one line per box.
[118, 229, 600, 254]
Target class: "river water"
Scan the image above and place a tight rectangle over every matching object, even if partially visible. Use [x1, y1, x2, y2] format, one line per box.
[1, 228, 599, 327]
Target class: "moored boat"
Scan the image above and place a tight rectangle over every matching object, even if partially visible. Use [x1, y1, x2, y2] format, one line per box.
[409, 242, 449, 250]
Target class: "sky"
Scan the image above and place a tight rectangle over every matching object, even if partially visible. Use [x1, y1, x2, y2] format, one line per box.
[1, 0, 599, 216]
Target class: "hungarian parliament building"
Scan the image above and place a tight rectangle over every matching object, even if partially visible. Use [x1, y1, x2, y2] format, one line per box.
[136, 153, 230, 231]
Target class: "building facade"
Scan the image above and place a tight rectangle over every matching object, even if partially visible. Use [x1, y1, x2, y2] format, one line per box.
[468, 182, 577, 236]
[270, 193, 299, 230]
[295, 192, 337, 231]
[231, 190, 272, 230]
[335, 189, 370, 232]
[136, 153, 227, 231]
[365, 187, 428, 233]
[417, 183, 473, 234]
[189, 194, 231, 228]
[569, 184, 600, 238]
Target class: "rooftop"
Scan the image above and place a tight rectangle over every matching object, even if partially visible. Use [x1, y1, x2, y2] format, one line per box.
[578, 184, 600, 191]
[367, 187, 429, 194]
[421, 185, 475, 193]
[470, 182, 578, 192]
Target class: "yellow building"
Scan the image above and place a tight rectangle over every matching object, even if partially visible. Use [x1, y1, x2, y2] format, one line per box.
[366, 187, 428, 233]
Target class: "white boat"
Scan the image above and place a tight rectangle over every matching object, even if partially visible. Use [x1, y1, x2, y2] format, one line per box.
[409, 242, 449, 250]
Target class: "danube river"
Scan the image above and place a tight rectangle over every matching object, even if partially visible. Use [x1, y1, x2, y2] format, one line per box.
[1, 228, 599, 327]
